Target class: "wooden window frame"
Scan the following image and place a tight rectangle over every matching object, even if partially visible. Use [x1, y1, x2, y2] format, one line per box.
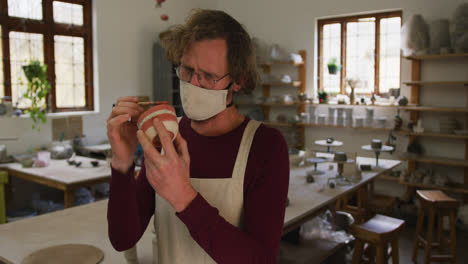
[317, 10, 402, 95]
[0, 0, 93, 112]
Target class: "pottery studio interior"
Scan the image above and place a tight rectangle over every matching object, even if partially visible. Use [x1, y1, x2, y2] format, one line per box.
[1, 0, 468, 263]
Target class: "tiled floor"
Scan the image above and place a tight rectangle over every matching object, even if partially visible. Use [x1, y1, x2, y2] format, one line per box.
[397, 224, 468, 264]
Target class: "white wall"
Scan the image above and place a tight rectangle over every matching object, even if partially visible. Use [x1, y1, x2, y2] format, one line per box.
[0, 0, 217, 155]
[217, 0, 468, 197]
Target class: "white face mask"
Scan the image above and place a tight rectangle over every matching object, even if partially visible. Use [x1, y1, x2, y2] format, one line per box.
[179, 80, 231, 121]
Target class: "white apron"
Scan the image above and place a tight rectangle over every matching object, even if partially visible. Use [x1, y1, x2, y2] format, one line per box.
[124, 119, 261, 264]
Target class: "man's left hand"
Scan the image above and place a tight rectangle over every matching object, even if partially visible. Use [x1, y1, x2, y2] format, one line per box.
[137, 118, 197, 212]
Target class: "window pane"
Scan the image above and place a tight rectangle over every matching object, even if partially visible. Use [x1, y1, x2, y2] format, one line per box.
[8, 0, 43, 20]
[346, 20, 375, 94]
[0, 26, 3, 99]
[53, 1, 83, 26]
[380, 17, 401, 94]
[322, 23, 341, 94]
[9, 32, 44, 108]
[55, 35, 85, 108]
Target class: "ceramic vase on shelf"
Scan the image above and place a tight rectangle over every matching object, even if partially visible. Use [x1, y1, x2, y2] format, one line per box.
[349, 88, 355, 105]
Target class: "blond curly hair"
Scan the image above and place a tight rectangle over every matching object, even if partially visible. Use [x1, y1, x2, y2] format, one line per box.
[159, 9, 257, 93]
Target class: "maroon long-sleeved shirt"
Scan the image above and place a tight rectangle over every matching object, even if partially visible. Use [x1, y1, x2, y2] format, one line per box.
[107, 116, 290, 263]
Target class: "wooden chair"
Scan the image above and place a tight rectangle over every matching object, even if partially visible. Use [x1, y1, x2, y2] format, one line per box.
[351, 214, 405, 264]
[412, 190, 459, 264]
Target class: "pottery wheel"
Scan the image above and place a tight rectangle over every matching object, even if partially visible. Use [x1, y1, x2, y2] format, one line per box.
[21, 244, 104, 264]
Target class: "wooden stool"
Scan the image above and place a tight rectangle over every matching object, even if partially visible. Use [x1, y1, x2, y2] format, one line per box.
[351, 214, 405, 264]
[412, 190, 459, 264]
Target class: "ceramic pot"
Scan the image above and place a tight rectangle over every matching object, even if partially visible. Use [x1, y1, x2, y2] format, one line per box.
[137, 102, 178, 147]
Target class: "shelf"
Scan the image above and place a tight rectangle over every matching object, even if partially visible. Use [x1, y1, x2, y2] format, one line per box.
[400, 154, 468, 167]
[263, 121, 295, 127]
[261, 81, 302, 87]
[258, 60, 304, 67]
[404, 53, 468, 60]
[400, 181, 468, 194]
[399, 130, 468, 139]
[398, 106, 468, 113]
[237, 102, 400, 108]
[237, 102, 303, 107]
[403, 81, 468, 86]
[377, 175, 400, 182]
[300, 123, 393, 131]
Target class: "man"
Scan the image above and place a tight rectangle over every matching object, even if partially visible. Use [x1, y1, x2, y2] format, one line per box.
[107, 9, 289, 263]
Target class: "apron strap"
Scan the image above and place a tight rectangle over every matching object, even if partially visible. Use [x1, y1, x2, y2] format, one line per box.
[231, 120, 262, 184]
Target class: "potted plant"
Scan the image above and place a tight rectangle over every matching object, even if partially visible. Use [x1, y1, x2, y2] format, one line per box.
[318, 90, 329, 104]
[327, 57, 341, 75]
[21, 60, 51, 130]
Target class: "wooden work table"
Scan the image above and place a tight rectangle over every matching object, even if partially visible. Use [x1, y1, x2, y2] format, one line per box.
[284, 157, 401, 233]
[0, 200, 154, 264]
[0, 156, 111, 208]
[0, 157, 400, 263]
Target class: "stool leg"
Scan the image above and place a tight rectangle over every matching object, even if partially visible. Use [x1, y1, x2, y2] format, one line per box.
[391, 239, 399, 264]
[424, 208, 435, 264]
[376, 244, 385, 264]
[449, 210, 456, 264]
[413, 205, 424, 262]
[437, 212, 443, 255]
[352, 239, 364, 264]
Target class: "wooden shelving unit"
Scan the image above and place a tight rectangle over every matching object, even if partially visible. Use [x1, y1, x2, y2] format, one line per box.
[400, 181, 468, 194]
[400, 130, 468, 139]
[260, 81, 302, 87]
[255, 50, 307, 149]
[402, 53, 468, 196]
[238, 101, 401, 108]
[259, 61, 305, 67]
[263, 122, 295, 127]
[398, 106, 468, 112]
[377, 175, 400, 182]
[263, 122, 393, 132]
[400, 154, 468, 167]
[405, 53, 468, 60]
[402, 81, 468, 86]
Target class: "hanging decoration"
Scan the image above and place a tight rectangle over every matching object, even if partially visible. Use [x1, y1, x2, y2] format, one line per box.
[154, 0, 169, 21]
[155, 0, 166, 8]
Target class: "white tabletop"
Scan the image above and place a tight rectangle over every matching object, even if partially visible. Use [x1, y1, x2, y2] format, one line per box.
[0, 200, 154, 264]
[361, 145, 394, 152]
[284, 157, 400, 230]
[83, 144, 112, 154]
[315, 140, 343, 147]
[0, 156, 111, 185]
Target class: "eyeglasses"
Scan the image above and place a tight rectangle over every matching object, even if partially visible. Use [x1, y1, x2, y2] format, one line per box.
[175, 65, 230, 89]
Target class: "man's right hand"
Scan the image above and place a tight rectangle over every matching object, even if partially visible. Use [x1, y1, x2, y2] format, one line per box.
[107, 96, 145, 174]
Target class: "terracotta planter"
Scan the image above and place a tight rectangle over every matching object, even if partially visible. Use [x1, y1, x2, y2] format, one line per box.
[137, 102, 178, 147]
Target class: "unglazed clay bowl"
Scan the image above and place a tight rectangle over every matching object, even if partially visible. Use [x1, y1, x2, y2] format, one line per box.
[137, 103, 178, 147]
